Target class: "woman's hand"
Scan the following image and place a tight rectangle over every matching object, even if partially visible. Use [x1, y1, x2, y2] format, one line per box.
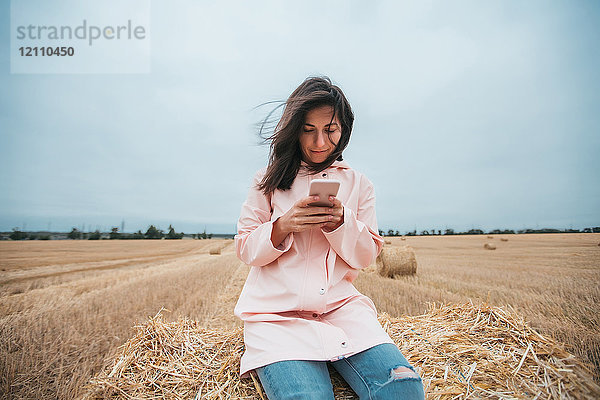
[271, 195, 344, 247]
[319, 196, 344, 232]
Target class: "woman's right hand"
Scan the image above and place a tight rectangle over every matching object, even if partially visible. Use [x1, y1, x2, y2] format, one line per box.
[271, 196, 335, 247]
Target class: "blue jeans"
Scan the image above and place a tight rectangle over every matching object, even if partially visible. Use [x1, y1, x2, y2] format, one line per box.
[255, 343, 425, 400]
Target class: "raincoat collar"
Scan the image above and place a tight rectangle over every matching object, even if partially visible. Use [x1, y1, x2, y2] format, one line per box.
[300, 159, 350, 170]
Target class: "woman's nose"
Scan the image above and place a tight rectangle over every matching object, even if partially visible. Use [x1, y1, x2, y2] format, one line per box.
[315, 131, 327, 147]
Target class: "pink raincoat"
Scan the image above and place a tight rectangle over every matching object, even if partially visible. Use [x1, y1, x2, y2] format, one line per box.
[234, 159, 394, 379]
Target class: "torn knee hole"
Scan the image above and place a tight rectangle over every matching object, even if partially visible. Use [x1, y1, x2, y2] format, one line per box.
[390, 366, 420, 380]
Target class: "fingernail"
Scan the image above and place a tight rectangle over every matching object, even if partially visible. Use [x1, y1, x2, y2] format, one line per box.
[314, 195, 319, 200]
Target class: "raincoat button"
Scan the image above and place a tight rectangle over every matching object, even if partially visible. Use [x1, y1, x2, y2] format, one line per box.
[319, 288, 325, 295]
[312, 313, 318, 318]
[341, 341, 347, 348]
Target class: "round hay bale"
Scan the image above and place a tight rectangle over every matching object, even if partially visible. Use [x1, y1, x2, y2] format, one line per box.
[487, 235, 494, 239]
[400, 237, 406, 241]
[209, 245, 221, 255]
[384, 239, 392, 245]
[483, 243, 496, 250]
[376, 246, 417, 278]
[500, 238, 508, 242]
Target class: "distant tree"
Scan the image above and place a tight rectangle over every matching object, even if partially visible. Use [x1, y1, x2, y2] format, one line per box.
[522, 228, 561, 234]
[88, 230, 101, 240]
[444, 228, 455, 235]
[166, 224, 184, 239]
[9, 228, 28, 240]
[197, 229, 209, 239]
[109, 227, 121, 240]
[544, 228, 562, 233]
[387, 229, 395, 237]
[466, 229, 484, 235]
[39, 234, 51, 240]
[437, 230, 441, 235]
[145, 225, 163, 239]
[166, 224, 175, 238]
[28, 233, 38, 240]
[67, 228, 82, 240]
[421, 230, 430, 235]
[394, 230, 400, 236]
[489, 229, 516, 235]
[593, 227, 600, 233]
[378, 229, 384, 236]
[132, 230, 145, 239]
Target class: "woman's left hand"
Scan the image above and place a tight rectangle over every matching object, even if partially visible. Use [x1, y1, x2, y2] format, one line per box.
[318, 196, 344, 232]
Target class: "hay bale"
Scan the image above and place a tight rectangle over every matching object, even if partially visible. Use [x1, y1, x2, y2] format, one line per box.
[384, 239, 392, 245]
[207, 240, 234, 255]
[376, 246, 417, 278]
[483, 243, 496, 250]
[84, 303, 600, 400]
[362, 264, 377, 274]
[400, 237, 406, 241]
[487, 235, 494, 239]
[500, 238, 508, 242]
[83, 309, 357, 400]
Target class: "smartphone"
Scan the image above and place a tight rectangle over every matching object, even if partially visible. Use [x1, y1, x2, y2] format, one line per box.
[308, 179, 341, 207]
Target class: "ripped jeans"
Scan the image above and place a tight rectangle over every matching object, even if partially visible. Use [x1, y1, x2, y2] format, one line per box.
[255, 343, 425, 400]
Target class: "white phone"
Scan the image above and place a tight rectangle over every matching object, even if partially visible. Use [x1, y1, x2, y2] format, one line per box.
[308, 179, 341, 207]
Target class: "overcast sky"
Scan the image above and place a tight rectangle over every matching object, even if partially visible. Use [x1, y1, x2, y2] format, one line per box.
[1, 0, 599, 234]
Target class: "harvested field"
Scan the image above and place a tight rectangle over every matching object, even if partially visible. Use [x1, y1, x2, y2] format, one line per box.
[1, 233, 599, 399]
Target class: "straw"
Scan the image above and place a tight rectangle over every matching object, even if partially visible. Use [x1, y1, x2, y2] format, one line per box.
[83, 302, 600, 399]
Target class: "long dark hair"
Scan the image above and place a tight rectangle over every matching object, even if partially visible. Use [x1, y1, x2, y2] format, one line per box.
[256, 76, 354, 196]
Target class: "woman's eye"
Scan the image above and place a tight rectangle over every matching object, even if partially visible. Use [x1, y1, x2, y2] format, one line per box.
[303, 128, 336, 133]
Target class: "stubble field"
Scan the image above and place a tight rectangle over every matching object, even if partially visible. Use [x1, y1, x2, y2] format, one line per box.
[1, 233, 598, 399]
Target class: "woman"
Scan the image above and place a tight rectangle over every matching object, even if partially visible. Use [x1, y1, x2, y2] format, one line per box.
[234, 76, 424, 400]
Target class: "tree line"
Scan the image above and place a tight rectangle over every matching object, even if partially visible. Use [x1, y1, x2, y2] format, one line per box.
[6, 225, 213, 240]
[379, 227, 600, 236]
[5, 225, 600, 241]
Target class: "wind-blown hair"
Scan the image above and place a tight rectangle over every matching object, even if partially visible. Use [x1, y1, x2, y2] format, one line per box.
[256, 76, 354, 196]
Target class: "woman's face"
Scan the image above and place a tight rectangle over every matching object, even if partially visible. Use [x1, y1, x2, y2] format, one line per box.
[299, 105, 342, 164]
